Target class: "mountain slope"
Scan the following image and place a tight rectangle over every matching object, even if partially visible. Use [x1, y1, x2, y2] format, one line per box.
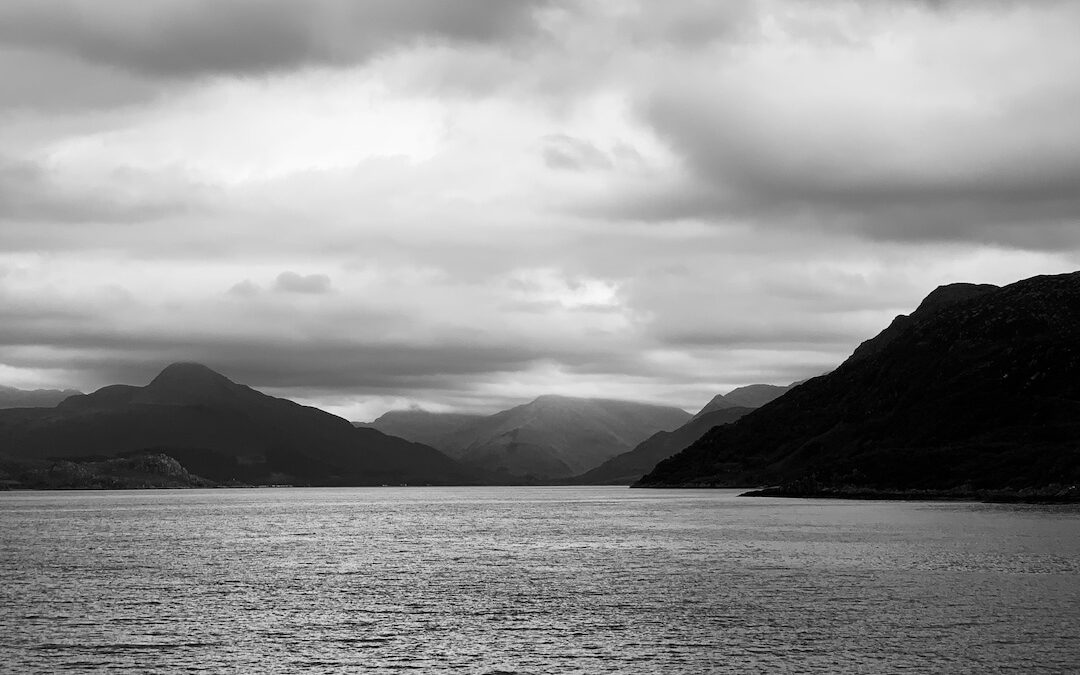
[721, 384, 792, 409]
[575, 406, 754, 484]
[638, 271, 1080, 494]
[0, 362, 479, 486]
[692, 394, 741, 419]
[356, 410, 486, 449]
[691, 384, 791, 421]
[439, 395, 692, 480]
[0, 385, 82, 409]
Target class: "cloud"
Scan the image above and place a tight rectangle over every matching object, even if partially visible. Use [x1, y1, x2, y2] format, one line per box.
[541, 134, 614, 172]
[2, 0, 1079, 419]
[615, 1, 1080, 249]
[273, 272, 333, 294]
[0, 156, 188, 224]
[0, 0, 558, 80]
[227, 280, 260, 297]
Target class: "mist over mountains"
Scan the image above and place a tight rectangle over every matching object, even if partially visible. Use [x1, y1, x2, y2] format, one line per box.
[365, 396, 691, 480]
[0, 385, 82, 409]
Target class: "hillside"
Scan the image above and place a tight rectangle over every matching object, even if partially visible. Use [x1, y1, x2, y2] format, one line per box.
[0, 363, 479, 487]
[691, 384, 791, 421]
[720, 384, 793, 410]
[638, 271, 1080, 497]
[437, 395, 692, 480]
[574, 406, 754, 484]
[357, 410, 486, 449]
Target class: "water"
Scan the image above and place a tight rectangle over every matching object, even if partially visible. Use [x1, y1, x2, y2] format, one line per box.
[1, 487, 1078, 673]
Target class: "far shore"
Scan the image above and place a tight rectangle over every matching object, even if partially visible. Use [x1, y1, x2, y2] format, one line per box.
[738, 485, 1080, 504]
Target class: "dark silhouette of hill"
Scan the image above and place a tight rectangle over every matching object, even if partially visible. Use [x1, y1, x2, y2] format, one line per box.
[574, 406, 754, 484]
[0, 362, 479, 486]
[434, 395, 692, 480]
[637, 271, 1080, 497]
[0, 385, 82, 409]
[356, 410, 486, 449]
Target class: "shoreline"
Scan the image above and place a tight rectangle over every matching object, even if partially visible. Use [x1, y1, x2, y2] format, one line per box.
[738, 485, 1080, 504]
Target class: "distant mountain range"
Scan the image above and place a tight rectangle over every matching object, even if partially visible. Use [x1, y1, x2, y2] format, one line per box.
[366, 395, 691, 480]
[573, 406, 755, 484]
[0, 385, 82, 409]
[355, 410, 485, 450]
[638, 271, 1080, 499]
[0, 363, 479, 487]
[365, 384, 793, 484]
[6, 270, 1074, 496]
[574, 383, 793, 484]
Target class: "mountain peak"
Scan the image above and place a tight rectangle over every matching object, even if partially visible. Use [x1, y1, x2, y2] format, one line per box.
[693, 394, 738, 420]
[152, 362, 230, 383]
[137, 362, 246, 407]
[912, 283, 998, 317]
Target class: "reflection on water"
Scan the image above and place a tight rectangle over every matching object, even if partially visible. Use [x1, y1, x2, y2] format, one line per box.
[2, 487, 1078, 673]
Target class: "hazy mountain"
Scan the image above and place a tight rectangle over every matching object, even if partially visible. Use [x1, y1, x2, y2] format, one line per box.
[574, 406, 754, 484]
[436, 395, 692, 480]
[721, 384, 793, 409]
[356, 410, 486, 449]
[692, 384, 792, 420]
[638, 272, 1080, 497]
[692, 394, 741, 419]
[0, 385, 82, 409]
[0, 362, 479, 486]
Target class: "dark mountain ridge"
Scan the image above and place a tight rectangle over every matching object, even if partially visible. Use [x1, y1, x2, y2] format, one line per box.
[0, 362, 479, 486]
[637, 272, 1080, 496]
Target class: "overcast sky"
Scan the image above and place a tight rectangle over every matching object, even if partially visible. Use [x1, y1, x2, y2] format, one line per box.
[2, 0, 1079, 420]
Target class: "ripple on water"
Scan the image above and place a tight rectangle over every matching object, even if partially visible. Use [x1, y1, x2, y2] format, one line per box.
[1, 487, 1078, 674]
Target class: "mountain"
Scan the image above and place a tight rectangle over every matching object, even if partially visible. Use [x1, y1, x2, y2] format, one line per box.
[721, 384, 792, 409]
[0, 385, 82, 409]
[691, 384, 792, 420]
[577, 382, 794, 484]
[436, 395, 692, 480]
[692, 394, 741, 419]
[0, 362, 479, 486]
[356, 410, 486, 449]
[637, 272, 1080, 498]
[574, 406, 754, 484]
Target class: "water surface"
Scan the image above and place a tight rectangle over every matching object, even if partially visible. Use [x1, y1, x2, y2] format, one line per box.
[2, 487, 1078, 673]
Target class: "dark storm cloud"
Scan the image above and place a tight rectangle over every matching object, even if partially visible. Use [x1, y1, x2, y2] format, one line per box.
[0, 46, 155, 111]
[617, 85, 1080, 249]
[0, 315, 621, 396]
[0, 0, 558, 80]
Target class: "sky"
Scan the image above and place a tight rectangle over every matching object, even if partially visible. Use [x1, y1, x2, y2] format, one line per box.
[1, 0, 1079, 420]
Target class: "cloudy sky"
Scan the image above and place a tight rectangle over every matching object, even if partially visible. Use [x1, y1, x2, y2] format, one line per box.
[2, 0, 1079, 420]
